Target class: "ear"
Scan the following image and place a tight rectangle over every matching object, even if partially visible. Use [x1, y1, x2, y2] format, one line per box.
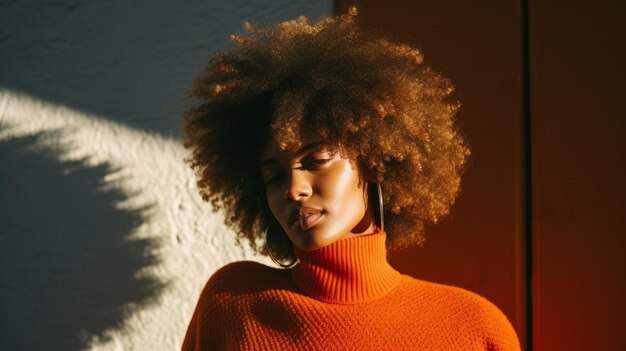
[360, 166, 381, 184]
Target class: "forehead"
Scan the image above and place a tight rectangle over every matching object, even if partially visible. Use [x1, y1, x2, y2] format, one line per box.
[261, 138, 325, 161]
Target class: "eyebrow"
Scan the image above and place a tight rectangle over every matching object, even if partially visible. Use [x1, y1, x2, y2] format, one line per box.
[260, 142, 328, 168]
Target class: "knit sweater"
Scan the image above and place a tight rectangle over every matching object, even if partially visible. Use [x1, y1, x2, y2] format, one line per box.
[182, 232, 521, 350]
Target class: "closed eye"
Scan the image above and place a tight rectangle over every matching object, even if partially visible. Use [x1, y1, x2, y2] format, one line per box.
[301, 157, 331, 170]
[309, 158, 331, 166]
[300, 147, 334, 169]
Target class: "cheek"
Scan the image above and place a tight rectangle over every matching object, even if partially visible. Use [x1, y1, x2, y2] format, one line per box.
[324, 163, 365, 214]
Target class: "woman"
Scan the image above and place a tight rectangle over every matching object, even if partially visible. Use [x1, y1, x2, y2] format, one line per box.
[181, 7, 520, 350]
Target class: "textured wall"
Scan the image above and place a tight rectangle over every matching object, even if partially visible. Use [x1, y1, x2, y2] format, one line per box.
[0, 1, 332, 350]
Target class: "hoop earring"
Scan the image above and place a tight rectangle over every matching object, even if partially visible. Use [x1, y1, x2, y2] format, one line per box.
[264, 220, 299, 269]
[376, 182, 385, 233]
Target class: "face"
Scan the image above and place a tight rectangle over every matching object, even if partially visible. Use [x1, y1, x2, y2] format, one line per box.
[260, 136, 376, 251]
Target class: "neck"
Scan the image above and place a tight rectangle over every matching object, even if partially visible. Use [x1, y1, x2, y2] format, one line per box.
[291, 231, 401, 304]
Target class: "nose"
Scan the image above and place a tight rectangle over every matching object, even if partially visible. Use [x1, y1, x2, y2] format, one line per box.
[284, 170, 312, 202]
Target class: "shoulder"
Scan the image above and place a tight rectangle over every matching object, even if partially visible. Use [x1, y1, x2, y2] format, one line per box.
[400, 275, 508, 317]
[183, 261, 282, 350]
[199, 260, 291, 300]
[400, 275, 521, 350]
[189, 261, 290, 325]
[208, 260, 278, 283]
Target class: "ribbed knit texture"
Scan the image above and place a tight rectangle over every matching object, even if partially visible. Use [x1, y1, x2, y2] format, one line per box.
[182, 232, 521, 350]
[291, 232, 401, 304]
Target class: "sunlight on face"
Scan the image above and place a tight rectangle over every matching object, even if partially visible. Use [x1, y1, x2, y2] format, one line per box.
[260, 136, 376, 251]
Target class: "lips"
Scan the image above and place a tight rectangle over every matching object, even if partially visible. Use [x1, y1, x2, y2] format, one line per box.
[289, 207, 323, 231]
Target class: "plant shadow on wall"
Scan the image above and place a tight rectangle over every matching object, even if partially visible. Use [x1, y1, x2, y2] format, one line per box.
[0, 128, 165, 351]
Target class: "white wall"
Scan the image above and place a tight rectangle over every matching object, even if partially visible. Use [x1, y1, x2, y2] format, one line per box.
[0, 1, 333, 350]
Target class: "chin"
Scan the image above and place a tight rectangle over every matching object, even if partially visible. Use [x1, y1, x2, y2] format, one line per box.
[292, 228, 342, 251]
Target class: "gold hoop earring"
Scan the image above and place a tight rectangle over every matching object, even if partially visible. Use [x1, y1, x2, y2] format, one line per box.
[264, 220, 299, 269]
[376, 182, 385, 233]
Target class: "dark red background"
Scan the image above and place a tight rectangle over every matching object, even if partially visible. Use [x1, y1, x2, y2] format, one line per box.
[335, 1, 626, 350]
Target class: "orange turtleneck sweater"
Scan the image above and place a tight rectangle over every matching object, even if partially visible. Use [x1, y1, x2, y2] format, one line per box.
[182, 232, 521, 350]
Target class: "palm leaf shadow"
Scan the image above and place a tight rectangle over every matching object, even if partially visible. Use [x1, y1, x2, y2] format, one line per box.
[0, 128, 166, 351]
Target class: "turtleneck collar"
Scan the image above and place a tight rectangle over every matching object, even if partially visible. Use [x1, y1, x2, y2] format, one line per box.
[290, 231, 401, 304]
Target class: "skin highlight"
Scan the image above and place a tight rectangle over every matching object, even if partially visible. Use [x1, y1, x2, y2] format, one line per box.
[260, 136, 376, 251]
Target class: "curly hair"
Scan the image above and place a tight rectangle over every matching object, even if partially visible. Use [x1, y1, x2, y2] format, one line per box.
[182, 7, 470, 257]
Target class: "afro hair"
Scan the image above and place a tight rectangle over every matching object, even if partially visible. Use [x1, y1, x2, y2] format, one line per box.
[182, 7, 470, 257]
